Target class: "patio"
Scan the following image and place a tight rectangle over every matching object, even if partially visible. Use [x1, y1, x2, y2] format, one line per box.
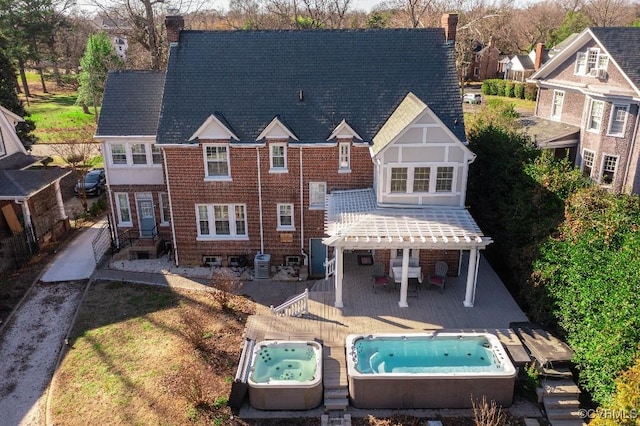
[245, 250, 529, 346]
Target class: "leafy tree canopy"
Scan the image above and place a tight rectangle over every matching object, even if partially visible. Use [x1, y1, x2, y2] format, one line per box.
[548, 11, 592, 47]
[76, 32, 123, 119]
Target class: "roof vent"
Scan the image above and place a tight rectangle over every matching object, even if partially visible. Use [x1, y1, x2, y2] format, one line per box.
[299, 89, 304, 102]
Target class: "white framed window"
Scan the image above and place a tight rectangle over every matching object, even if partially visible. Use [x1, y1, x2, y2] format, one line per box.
[575, 48, 608, 75]
[196, 204, 247, 239]
[277, 203, 295, 230]
[551, 90, 564, 120]
[587, 100, 604, 132]
[412, 167, 430, 192]
[116, 193, 132, 226]
[601, 155, 618, 185]
[473, 67, 479, 77]
[435, 167, 454, 192]
[270, 143, 287, 171]
[111, 144, 127, 165]
[339, 142, 350, 172]
[608, 105, 628, 136]
[204, 145, 230, 179]
[151, 145, 163, 164]
[159, 192, 170, 225]
[309, 182, 327, 210]
[582, 149, 595, 178]
[390, 167, 408, 193]
[131, 143, 147, 164]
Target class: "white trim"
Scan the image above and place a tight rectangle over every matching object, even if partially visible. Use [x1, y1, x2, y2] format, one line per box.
[269, 142, 288, 172]
[189, 114, 239, 141]
[257, 116, 299, 141]
[551, 90, 565, 121]
[386, 163, 458, 195]
[309, 181, 326, 210]
[195, 203, 248, 240]
[581, 149, 595, 178]
[586, 99, 605, 133]
[607, 104, 629, 137]
[0, 106, 25, 127]
[599, 153, 619, 186]
[277, 203, 295, 231]
[338, 142, 351, 172]
[327, 119, 363, 141]
[203, 143, 231, 180]
[115, 192, 133, 227]
[159, 192, 170, 226]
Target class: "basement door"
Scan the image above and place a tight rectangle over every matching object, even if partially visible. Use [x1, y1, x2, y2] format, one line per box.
[310, 238, 326, 278]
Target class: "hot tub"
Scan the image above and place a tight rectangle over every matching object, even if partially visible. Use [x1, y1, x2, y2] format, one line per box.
[346, 333, 516, 409]
[248, 340, 323, 410]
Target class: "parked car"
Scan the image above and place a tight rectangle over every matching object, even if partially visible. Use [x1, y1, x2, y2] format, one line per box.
[463, 93, 482, 104]
[74, 169, 106, 197]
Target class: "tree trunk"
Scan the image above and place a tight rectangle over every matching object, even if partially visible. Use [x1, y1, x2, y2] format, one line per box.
[38, 67, 48, 93]
[18, 58, 31, 98]
[82, 103, 90, 114]
[143, 0, 159, 70]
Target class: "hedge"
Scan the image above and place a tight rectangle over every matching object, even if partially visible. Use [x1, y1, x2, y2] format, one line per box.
[481, 78, 535, 100]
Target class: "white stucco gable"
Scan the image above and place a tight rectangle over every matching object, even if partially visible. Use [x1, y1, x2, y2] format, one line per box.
[371, 92, 474, 208]
[189, 114, 239, 141]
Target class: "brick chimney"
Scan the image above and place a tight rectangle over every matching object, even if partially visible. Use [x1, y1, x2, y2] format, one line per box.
[534, 42, 545, 71]
[441, 13, 459, 44]
[165, 15, 184, 46]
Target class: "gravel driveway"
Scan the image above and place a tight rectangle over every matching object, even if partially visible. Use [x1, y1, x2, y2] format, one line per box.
[0, 281, 86, 426]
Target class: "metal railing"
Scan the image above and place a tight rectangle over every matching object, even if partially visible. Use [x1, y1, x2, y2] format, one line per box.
[270, 289, 309, 317]
[117, 225, 159, 249]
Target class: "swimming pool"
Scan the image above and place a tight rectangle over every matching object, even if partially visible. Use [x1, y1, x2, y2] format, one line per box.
[346, 333, 516, 408]
[248, 340, 323, 410]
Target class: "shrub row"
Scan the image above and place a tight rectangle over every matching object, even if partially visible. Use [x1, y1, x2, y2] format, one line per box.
[481, 79, 538, 101]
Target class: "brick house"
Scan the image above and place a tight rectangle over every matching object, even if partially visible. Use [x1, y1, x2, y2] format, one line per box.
[97, 15, 494, 308]
[462, 38, 500, 81]
[529, 27, 640, 194]
[0, 106, 70, 268]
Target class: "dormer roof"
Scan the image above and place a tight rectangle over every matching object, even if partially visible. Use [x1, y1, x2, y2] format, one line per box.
[189, 113, 239, 141]
[256, 116, 299, 141]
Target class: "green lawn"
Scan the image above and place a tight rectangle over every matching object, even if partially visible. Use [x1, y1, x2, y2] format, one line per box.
[483, 95, 536, 112]
[28, 93, 98, 143]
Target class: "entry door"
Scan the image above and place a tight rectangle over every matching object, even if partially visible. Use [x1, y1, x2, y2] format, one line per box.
[137, 198, 156, 238]
[310, 238, 327, 278]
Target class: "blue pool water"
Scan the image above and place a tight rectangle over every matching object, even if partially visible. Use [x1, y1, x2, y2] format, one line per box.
[352, 334, 506, 374]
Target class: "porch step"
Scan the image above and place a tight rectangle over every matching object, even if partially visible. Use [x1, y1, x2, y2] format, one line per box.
[323, 343, 349, 411]
[546, 408, 584, 420]
[324, 397, 349, 411]
[325, 388, 349, 399]
[321, 414, 352, 426]
[543, 396, 580, 409]
[540, 379, 581, 399]
[546, 420, 586, 426]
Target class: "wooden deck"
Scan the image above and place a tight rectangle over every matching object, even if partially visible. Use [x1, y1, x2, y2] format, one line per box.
[246, 251, 529, 343]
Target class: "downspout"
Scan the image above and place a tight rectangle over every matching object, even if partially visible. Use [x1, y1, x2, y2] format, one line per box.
[256, 146, 264, 254]
[102, 141, 120, 248]
[622, 104, 640, 191]
[163, 148, 179, 266]
[299, 146, 304, 253]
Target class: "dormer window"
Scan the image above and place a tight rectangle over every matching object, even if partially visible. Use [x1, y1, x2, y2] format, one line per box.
[270, 143, 287, 172]
[575, 48, 608, 77]
[339, 142, 350, 172]
[388, 165, 456, 195]
[390, 167, 408, 192]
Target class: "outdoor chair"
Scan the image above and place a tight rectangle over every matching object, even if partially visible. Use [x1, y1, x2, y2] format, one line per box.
[428, 261, 448, 293]
[372, 262, 390, 293]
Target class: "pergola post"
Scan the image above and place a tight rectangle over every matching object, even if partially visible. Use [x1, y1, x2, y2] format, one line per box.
[334, 247, 344, 308]
[464, 248, 479, 307]
[398, 247, 410, 308]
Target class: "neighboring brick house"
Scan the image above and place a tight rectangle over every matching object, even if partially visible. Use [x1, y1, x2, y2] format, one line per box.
[0, 106, 70, 269]
[98, 15, 494, 308]
[463, 38, 500, 81]
[529, 27, 640, 194]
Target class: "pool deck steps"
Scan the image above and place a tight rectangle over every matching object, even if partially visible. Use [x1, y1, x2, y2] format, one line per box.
[538, 379, 585, 426]
[323, 343, 349, 411]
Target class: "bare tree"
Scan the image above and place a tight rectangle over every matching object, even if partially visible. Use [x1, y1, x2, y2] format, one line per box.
[50, 142, 101, 213]
[583, 0, 635, 26]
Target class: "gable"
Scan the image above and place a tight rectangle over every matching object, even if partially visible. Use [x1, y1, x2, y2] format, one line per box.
[531, 28, 640, 96]
[256, 116, 298, 141]
[157, 29, 465, 146]
[0, 107, 27, 159]
[190, 114, 239, 141]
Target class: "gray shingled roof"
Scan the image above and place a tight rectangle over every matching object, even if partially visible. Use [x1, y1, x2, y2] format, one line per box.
[96, 70, 166, 136]
[591, 27, 640, 91]
[0, 152, 41, 170]
[0, 168, 71, 199]
[158, 29, 465, 145]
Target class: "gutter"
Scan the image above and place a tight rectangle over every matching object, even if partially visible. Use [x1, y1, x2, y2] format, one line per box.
[163, 147, 180, 266]
[256, 147, 264, 254]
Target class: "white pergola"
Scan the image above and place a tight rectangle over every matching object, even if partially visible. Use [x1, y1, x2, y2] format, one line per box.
[323, 189, 492, 308]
